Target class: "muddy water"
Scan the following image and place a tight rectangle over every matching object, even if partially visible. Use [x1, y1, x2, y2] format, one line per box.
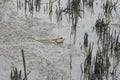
[0, 0, 120, 80]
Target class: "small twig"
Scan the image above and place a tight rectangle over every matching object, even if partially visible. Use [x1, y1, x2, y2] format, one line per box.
[21, 49, 27, 80]
[23, 71, 31, 80]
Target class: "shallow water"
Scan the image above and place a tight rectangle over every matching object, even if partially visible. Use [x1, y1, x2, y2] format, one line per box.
[0, 0, 120, 80]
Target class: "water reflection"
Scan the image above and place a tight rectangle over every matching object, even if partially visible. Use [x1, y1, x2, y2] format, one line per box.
[94, 14, 120, 80]
[102, 0, 118, 18]
[83, 0, 94, 14]
[14, 0, 120, 80]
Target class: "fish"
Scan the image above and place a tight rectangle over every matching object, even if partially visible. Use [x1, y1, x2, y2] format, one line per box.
[36, 37, 65, 44]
